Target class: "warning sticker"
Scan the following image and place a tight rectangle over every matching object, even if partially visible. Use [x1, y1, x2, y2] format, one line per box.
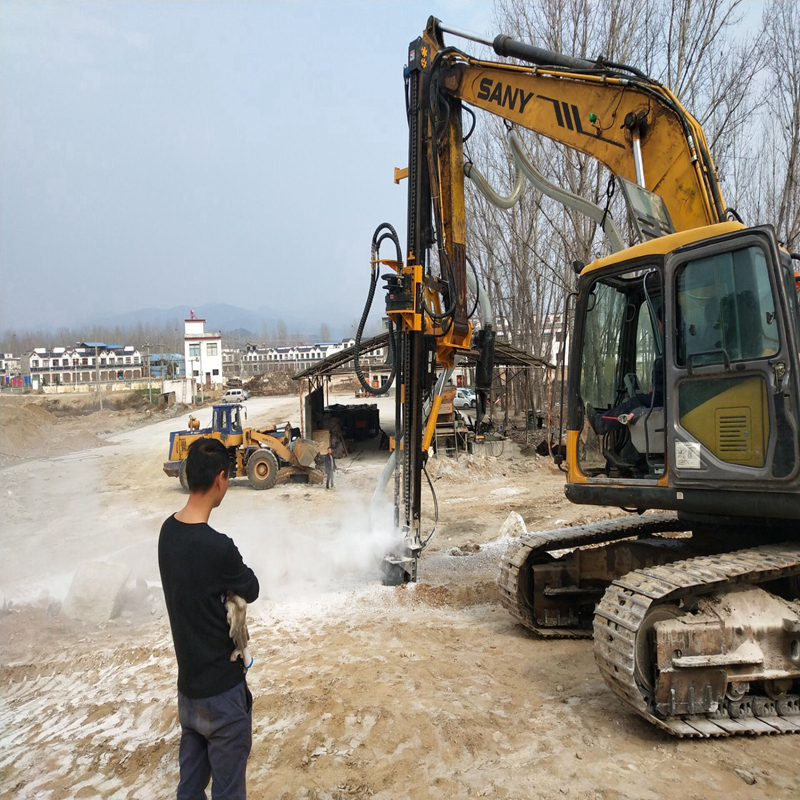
[675, 441, 702, 469]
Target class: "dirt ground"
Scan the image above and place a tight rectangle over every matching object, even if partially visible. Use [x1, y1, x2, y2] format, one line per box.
[0, 391, 798, 800]
[0, 390, 205, 469]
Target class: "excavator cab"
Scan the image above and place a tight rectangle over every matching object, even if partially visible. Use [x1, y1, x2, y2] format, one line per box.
[568, 224, 800, 519]
[577, 266, 664, 478]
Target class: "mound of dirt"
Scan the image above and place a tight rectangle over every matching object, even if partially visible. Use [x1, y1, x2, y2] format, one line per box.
[41, 391, 150, 418]
[245, 371, 295, 396]
[427, 454, 534, 482]
[0, 403, 107, 467]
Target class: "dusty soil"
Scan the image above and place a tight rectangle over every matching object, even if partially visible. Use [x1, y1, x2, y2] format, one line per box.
[0, 392, 797, 800]
[0, 392, 213, 468]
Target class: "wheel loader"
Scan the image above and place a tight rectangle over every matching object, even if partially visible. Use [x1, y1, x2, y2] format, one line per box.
[163, 403, 323, 491]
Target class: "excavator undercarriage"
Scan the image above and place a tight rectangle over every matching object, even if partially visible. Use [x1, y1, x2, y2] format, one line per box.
[499, 515, 800, 736]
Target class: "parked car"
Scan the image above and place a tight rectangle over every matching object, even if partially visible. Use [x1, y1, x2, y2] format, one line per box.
[454, 388, 476, 409]
[221, 388, 248, 403]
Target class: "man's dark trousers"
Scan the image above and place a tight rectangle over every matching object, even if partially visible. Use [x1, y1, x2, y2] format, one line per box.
[177, 680, 252, 800]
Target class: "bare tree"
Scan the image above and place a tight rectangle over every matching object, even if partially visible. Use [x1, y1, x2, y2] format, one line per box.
[462, 0, 768, 415]
[754, 0, 800, 250]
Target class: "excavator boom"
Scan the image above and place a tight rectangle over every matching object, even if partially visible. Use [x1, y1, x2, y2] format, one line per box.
[422, 17, 726, 232]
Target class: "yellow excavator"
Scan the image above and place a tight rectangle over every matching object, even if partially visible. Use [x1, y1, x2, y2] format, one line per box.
[362, 16, 800, 738]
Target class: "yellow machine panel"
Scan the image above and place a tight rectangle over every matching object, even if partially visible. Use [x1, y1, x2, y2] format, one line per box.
[679, 375, 769, 467]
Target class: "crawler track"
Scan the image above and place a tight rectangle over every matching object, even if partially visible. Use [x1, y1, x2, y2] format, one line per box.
[497, 513, 687, 638]
[593, 543, 800, 737]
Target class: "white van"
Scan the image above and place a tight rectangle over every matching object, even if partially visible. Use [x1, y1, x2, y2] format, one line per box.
[454, 388, 476, 409]
[221, 388, 248, 403]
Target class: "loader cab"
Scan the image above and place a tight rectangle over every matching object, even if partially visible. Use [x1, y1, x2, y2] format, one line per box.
[212, 403, 245, 444]
[568, 223, 800, 519]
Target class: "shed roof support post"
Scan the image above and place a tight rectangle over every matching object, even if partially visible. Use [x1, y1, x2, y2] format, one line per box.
[299, 378, 305, 436]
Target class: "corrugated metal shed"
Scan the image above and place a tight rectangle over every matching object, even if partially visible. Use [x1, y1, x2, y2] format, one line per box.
[292, 332, 554, 380]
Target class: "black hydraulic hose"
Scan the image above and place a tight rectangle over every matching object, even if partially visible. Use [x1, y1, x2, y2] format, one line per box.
[354, 223, 401, 396]
[376, 220, 403, 266]
[598, 58, 648, 80]
[463, 105, 476, 143]
[420, 463, 439, 549]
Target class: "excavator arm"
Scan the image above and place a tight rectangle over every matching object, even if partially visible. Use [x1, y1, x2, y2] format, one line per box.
[379, 16, 730, 585]
[420, 16, 726, 232]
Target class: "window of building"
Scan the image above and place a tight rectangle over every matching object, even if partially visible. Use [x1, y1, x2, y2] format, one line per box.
[100, 358, 106, 366]
[82, 358, 88, 366]
[207, 343, 218, 356]
[32, 359, 39, 368]
[212, 368, 219, 376]
[189, 343, 200, 358]
[134, 356, 140, 364]
[193, 369, 199, 377]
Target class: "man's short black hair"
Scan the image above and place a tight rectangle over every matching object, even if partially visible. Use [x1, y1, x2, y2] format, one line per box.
[186, 438, 231, 492]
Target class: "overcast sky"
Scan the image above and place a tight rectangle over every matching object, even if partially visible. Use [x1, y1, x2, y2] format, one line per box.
[0, 1, 494, 333]
[2, 1, 767, 336]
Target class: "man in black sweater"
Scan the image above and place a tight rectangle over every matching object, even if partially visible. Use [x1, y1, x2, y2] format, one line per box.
[159, 437, 259, 800]
[322, 446, 337, 490]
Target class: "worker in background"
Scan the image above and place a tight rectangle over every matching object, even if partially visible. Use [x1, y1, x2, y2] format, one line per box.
[159, 438, 259, 800]
[322, 445, 337, 490]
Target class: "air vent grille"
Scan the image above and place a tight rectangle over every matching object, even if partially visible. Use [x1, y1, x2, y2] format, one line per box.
[715, 407, 751, 461]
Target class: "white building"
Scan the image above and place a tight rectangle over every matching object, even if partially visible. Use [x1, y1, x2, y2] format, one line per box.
[184, 313, 223, 389]
[219, 336, 378, 380]
[21, 344, 142, 386]
[1, 353, 20, 378]
[222, 347, 241, 377]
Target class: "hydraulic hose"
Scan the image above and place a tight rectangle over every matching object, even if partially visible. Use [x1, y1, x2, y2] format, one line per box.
[465, 256, 493, 329]
[354, 223, 401, 396]
[464, 160, 525, 209]
[508, 131, 625, 252]
[462, 131, 625, 253]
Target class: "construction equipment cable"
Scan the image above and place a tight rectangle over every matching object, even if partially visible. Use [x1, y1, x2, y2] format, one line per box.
[354, 223, 400, 396]
[420, 463, 439, 549]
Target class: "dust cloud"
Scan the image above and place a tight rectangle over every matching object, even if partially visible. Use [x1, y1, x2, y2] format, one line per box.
[223, 493, 401, 603]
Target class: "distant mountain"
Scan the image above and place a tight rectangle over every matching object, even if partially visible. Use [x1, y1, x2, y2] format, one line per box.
[91, 302, 305, 333]
[224, 327, 255, 341]
[83, 303, 354, 342]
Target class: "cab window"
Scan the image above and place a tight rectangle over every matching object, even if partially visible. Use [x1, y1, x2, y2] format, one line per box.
[676, 245, 779, 367]
[781, 257, 799, 340]
[579, 280, 627, 410]
[635, 299, 659, 395]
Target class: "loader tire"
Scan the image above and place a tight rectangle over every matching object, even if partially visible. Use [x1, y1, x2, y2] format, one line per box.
[179, 459, 190, 493]
[247, 450, 278, 490]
